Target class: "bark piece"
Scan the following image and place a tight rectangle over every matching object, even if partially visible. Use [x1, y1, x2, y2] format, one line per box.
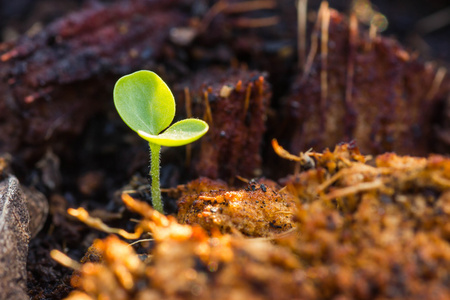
[286, 8, 450, 156]
[176, 68, 272, 180]
[0, 0, 186, 162]
[0, 176, 30, 300]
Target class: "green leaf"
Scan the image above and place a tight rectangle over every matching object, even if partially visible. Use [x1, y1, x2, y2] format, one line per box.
[113, 70, 175, 135]
[138, 119, 209, 147]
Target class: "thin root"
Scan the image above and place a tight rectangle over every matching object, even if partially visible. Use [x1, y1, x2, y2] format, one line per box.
[50, 250, 81, 270]
[317, 163, 380, 193]
[203, 90, 214, 125]
[68, 207, 143, 240]
[128, 238, 154, 247]
[243, 83, 253, 120]
[236, 175, 250, 183]
[272, 139, 315, 162]
[431, 172, 450, 188]
[323, 179, 384, 201]
[425, 67, 447, 102]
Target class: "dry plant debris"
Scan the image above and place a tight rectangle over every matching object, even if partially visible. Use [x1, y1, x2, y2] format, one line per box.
[61, 143, 450, 300]
[277, 143, 450, 299]
[177, 177, 296, 237]
[64, 194, 301, 300]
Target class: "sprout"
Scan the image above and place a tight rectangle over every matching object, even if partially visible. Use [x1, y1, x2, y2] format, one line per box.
[114, 70, 209, 213]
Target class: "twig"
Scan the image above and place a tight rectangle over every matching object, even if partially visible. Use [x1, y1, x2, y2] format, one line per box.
[128, 238, 154, 247]
[431, 172, 450, 188]
[243, 83, 253, 121]
[297, 0, 308, 70]
[301, 1, 327, 83]
[68, 207, 143, 239]
[316, 164, 378, 193]
[272, 139, 303, 162]
[425, 67, 447, 102]
[50, 250, 81, 270]
[272, 139, 316, 175]
[320, 1, 330, 130]
[366, 22, 377, 52]
[323, 179, 383, 201]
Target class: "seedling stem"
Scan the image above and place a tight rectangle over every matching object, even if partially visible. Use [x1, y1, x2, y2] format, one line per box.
[149, 142, 162, 212]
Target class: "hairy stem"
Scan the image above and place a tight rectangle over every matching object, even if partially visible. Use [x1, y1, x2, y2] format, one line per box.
[149, 142, 163, 213]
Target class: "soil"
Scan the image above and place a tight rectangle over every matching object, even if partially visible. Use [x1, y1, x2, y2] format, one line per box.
[0, 0, 449, 299]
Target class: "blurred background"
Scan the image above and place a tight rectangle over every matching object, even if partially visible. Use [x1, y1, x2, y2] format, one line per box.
[1, 0, 449, 63]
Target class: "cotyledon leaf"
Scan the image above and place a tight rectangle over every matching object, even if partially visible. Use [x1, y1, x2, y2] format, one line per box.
[138, 119, 209, 147]
[113, 70, 175, 135]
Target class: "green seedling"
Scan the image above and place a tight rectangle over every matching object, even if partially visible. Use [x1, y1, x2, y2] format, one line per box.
[113, 70, 209, 213]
